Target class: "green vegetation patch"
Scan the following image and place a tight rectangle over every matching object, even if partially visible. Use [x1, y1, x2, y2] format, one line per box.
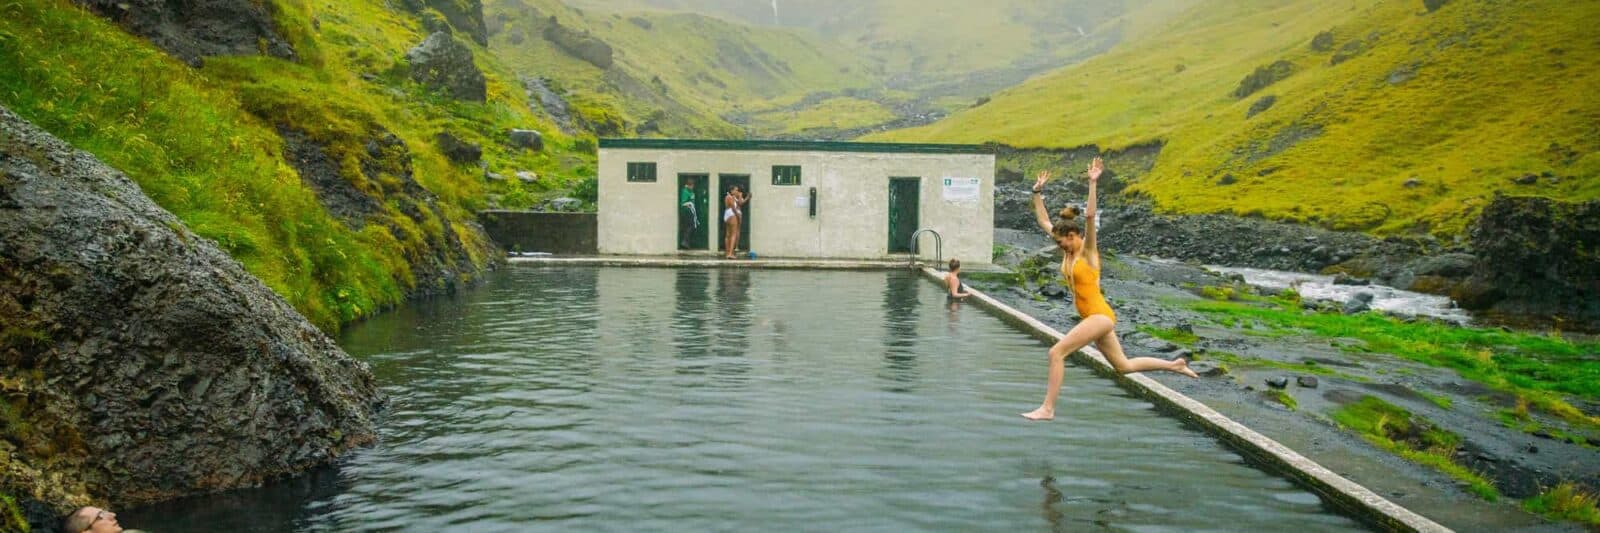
[0, 0, 595, 330]
[1138, 325, 1198, 346]
[1332, 395, 1498, 501]
[1268, 389, 1298, 411]
[0, 493, 27, 533]
[1191, 298, 1600, 428]
[1522, 482, 1600, 527]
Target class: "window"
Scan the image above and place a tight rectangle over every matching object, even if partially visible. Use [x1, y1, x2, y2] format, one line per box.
[772, 165, 801, 186]
[627, 162, 657, 182]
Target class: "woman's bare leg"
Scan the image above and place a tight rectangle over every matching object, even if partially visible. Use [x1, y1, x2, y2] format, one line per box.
[1022, 315, 1114, 420]
[723, 220, 735, 258]
[731, 216, 742, 255]
[1096, 329, 1198, 377]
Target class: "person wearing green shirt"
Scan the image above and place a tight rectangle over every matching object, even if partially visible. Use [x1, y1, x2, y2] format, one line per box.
[679, 178, 697, 249]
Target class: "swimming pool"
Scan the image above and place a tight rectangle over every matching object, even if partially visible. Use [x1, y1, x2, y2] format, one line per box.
[126, 267, 1364, 531]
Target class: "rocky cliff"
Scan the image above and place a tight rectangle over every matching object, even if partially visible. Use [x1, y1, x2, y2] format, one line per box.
[0, 106, 382, 528]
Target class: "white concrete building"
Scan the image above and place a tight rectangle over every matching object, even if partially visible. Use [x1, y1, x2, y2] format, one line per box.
[597, 139, 995, 264]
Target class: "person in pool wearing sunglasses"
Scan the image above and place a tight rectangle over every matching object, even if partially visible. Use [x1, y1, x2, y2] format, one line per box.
[62, 506, 142, 533]
[1021, 157, 1197, 421]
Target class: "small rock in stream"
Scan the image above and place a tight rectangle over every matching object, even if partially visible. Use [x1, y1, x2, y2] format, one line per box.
[1266, 377, 1290, 389]
[1297, 376, 1319, 388]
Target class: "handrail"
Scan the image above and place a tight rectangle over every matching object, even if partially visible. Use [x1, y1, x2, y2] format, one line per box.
[908, 228, 942, 269]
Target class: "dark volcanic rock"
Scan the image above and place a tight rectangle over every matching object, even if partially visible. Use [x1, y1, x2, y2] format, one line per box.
[74, 0, 295, 66]
[1246, 95, 1277, 118]
[509, 129, 544, 151]
[1297, 376, 1320, 388]
[435, 131, 482, 163]
[1343, 292, 1375, 314]
[544, 18, 614, 69]
[1232, 60, 1295, 99]
[402, 0, 488, 45]
[1461, 194, 1600, 324]
[0, 106, 381, 517]
[280, 127, 492, 298]
[407, 32, 487, 102]
[1266, 377, 1290, 389]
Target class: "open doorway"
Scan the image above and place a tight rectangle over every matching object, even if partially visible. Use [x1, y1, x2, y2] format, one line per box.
[887, 177, 921, 253]
[677, 174, 710, 250]
[718, 174, 751, 255]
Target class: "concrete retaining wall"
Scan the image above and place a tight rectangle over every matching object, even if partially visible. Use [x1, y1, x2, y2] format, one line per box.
[478, 211, 597, 254]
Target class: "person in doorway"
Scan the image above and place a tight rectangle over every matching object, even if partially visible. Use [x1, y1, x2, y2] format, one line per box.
[680, 178, 698, 250]
[945, 258, 972, 299]
[1021, 158, 1197, 421]
[723, 185, 750, 259]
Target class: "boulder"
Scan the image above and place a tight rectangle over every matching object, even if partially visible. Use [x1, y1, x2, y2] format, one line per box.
[435, 131, 482, 164]
[401, 0, 488, 45]
[1297, 376, 1320, 388]
[1406, 252, 1476, 278]
[1343, 292, 1374, 314]
[1403, 177, 1423, 188]
[548, 197, 582, 212]
[1332, 273, 1370, 286]
[0, 106, 381, 515]
[1266, 377, 1290, 389]
[76, 0, 296, 67]
[509, 129, 544, 151]
[406, 32, 487, 102]
[543, 19, 614, 69]
[515, 171, 539, 184]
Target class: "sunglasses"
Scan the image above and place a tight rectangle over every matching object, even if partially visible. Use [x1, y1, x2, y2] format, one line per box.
[85, 509, 113, 530]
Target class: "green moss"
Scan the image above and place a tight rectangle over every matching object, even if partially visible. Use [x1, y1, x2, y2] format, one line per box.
[1191, 299, 1600, 429]
[1138, 325, 1198, 346]
[1332, 396, 1499, 501]
[1268, 389, 1298, 410]
[0, 493, 27, 533]
[0, 0, 593, 331]
[1522, 482, 1600, 527]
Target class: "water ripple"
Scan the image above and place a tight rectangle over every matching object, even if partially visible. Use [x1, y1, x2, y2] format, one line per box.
[126, 268, 1365, 532]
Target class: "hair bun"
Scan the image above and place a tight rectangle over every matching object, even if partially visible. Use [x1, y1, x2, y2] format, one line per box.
[1057, 206, 1079, 220]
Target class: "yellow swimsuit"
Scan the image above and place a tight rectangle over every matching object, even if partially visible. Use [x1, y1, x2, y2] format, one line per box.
[1062, 256, 1116, 322]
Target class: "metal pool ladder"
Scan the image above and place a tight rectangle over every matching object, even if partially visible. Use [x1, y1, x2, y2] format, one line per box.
[907, 228, 942, 269]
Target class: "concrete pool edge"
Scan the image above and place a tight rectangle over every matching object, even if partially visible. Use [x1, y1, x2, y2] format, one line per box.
[509, 255, 916, 270]
[916, 267, 1452, 533]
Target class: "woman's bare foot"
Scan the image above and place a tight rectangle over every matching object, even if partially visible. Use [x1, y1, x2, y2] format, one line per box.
[1172, 358, 1199, 378]
[1021, 407, 1054, 421]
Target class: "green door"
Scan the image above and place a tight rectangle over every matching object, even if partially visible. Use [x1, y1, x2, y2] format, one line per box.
[717, 174, 752, 253]
[677, 174, 710, 250]
[887, 177, 920, 253]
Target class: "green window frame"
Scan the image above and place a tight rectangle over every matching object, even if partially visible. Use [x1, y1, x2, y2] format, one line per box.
[627, 162, 657, 182]
[772, 165, 802, 186]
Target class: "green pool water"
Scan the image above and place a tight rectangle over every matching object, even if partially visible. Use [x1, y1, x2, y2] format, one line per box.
[126, 267, 1365, 531]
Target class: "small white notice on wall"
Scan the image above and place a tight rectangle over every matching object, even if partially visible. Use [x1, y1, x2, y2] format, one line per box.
[942, 177, 980, 202]
[794, 195, 810, 208]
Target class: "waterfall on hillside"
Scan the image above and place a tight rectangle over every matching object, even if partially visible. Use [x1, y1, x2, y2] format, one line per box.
[772, 0, 780, 25]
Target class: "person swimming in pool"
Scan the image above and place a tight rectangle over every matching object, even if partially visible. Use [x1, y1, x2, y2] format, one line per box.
[945, 258, 971, 299]
[1021, 157, 1197, 421]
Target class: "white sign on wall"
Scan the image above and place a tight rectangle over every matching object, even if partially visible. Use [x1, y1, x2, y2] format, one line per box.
[942, 177, 980, 202]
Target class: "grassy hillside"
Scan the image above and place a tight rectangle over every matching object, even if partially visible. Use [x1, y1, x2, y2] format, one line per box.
[872, 0, 1600, 237]
[0, 0, 593, 330]
[485, 0, 879, 138]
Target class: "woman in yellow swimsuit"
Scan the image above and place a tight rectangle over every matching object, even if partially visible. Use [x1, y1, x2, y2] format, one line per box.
[1021, 157, 1197, 421]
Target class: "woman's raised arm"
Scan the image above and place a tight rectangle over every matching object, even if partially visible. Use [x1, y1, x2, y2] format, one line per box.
[1084, 157, 1103, 263]
[1031, 169, 1054, 235]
